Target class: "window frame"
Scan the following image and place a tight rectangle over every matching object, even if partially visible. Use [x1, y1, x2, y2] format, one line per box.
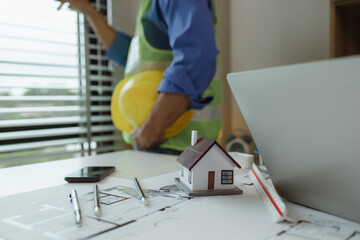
[188, 170, 192, 184]
[221, 170, 234, 184]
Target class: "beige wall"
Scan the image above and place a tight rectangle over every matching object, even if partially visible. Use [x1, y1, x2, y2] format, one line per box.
[109, 0, 141, 35]
[217, 0, 330, 149]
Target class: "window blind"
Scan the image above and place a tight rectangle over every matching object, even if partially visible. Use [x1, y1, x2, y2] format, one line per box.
[0, 0, 125, 167]
[85, 0, 126, 155]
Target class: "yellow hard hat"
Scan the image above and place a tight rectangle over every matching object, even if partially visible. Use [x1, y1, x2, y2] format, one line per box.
[111, 70, 194, 138]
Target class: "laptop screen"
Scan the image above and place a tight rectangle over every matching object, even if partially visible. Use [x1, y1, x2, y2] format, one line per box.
[227, 56, 360, 223]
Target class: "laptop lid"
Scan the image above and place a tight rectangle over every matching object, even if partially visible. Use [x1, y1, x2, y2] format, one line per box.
[227, 56, 360, 223]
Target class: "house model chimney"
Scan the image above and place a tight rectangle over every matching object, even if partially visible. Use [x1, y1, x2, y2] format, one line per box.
[191, 130, 197, 146]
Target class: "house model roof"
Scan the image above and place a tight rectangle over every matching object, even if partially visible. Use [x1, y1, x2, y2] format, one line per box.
[176, 136, 241, 170]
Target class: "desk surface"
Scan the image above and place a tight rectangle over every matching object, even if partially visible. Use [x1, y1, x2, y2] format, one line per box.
[0, 150, 359, 240]
[0, 150, 178, 198]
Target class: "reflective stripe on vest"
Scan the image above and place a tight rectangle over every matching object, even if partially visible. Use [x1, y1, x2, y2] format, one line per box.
[122, 0, 221, 151]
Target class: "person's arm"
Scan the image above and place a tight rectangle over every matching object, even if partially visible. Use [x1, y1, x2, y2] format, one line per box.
[130, 93, 191, 149]
[156, 0, 218, 109]
[131, 0, 218, 149]
[56, 0, 116, 49]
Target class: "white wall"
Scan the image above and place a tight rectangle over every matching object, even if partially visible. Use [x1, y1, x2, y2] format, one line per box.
[229, 0, 330, 72]
[108, 0, 141, 35]
[223, 0, 331, 147]
[192, 146, 235, 191]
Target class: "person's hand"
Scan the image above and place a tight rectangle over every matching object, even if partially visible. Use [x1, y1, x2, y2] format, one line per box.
[56, 0, 116, 49]
[56, 0, 93, 15]
[130, 125, 166, 150]
[130, 92, 190, 150]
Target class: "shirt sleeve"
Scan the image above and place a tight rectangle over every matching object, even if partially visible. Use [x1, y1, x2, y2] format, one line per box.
[106, 32, 132, 67]
[154, 0, 219, 109]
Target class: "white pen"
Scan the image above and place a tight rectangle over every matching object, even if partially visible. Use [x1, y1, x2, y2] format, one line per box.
[70, 189, 81, 224]
[94, 185, 101, 217]
[134, 177, 148, 206]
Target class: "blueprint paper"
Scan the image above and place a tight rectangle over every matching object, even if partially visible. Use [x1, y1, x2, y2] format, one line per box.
[0, 172, 359, 240]
[0, 177, 189, 240]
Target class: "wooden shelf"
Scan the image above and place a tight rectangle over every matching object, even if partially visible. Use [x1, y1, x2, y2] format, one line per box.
[331, 0, 360, 57]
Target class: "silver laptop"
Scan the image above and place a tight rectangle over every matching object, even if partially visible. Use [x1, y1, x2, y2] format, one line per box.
[227, 56, 360, 223]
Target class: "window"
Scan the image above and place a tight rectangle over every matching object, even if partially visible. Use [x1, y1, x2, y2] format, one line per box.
[181, 166, 184, 177]
[221, 170, 233, 184]
[188, 170, 192, 184]
[0, 0, 124, 168]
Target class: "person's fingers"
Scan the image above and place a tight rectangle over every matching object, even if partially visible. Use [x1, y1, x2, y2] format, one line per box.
[57, 3, 65, 10]
[56, 0, 67, 11]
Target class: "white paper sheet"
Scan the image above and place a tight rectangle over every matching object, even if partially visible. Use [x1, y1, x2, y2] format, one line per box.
[0, 176, 189, 240]
[0, 171, 359, 240]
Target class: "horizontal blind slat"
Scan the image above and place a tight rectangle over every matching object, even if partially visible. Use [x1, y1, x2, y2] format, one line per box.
[0, 106, 110, 113]
[0, 21, 77, 35]
[0, 127, 88, 140]
[0, 117, 85, 127]
[90, 86, 113, 91]
[89, 75, 113, 81]
[0, 86, 82, 90]
[0, 138, 87, 153]
[0, 63, 80, 77]
[92, 135, 123, 142]
[0, 34, 80, 47]
[0, 73, 84, 79]
[0, 46, 80, 58]
[0, 24, 77, 44]
[91, 125, 117, 133]
[88, 44, 106, 50]
[0, 96, 84, 101]
[96, 145, 125, 153]
[0, 60, 83, 68]
[0, 106, 85, 113]
[0, 116, 112, 128]
[0, 150, 85, 167]
[89, 65, 110, 71]
[90, 96, 111, 101]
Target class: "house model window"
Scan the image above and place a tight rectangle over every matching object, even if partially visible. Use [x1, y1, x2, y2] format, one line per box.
[221, 170, 233, 184]
[174, 131, 243, 196]
[188, 170, 192, 184]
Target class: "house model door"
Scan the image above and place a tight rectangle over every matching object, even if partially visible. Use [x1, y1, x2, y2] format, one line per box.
[208, 171, 215, 190]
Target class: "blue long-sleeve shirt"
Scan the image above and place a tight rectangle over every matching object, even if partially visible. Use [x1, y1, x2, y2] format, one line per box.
[106, 0, 219, 109]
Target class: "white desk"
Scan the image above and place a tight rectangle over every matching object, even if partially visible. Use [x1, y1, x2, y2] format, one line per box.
[0, 150, 359, 240]
[0, 150, 179, 198]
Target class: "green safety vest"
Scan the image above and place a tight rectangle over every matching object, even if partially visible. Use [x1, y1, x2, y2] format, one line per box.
[122, 0, 221, 151]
